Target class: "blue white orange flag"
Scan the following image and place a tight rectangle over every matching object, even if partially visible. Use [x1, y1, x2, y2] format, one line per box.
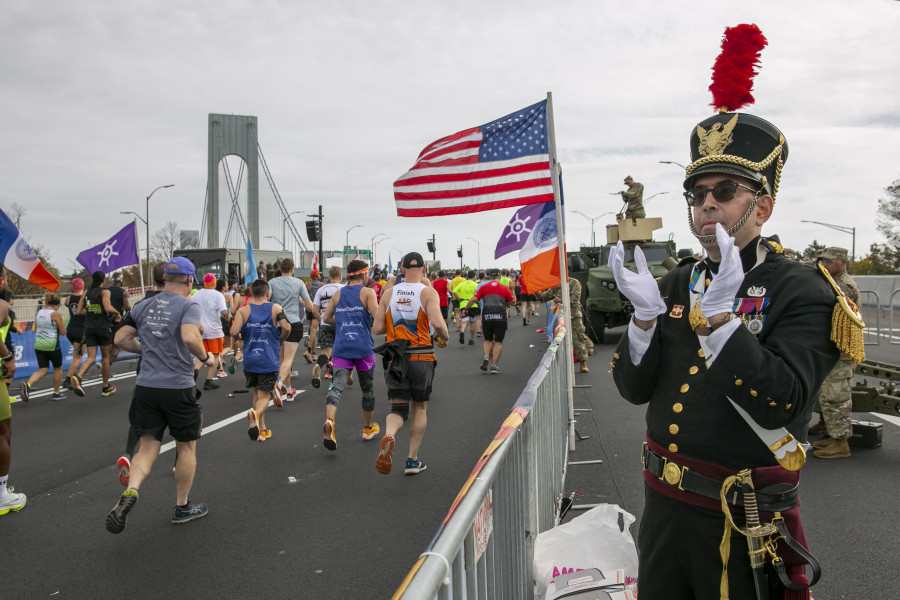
[0, 208, 60, 291]
[393, 100, 552, 216]
[76, 222, 141, 276]
[244, 236, 257, 286]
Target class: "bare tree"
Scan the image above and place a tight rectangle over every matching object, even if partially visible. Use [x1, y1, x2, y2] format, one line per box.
[7, 202, 27, 228]
[151, 221, 181, 263]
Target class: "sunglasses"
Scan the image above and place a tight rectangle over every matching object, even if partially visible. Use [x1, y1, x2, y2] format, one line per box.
[683, 181, 759, 207]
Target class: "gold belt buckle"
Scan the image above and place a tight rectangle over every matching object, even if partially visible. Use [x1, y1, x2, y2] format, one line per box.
[661, 460, 689, 491]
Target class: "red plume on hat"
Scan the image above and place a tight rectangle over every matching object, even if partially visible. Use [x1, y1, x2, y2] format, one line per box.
[708, 24, 768, 113]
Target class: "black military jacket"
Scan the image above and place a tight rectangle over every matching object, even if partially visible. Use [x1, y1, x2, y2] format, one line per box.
[612, 236, 840, 470]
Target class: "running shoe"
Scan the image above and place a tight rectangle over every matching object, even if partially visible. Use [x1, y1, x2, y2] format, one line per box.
[532, 310, 540, 316]
[476, 331, 482, 338]
[260, 429, 272, 439]
[490, 365, 502, 375]
[523, 318, 528, 326]
[468, 340, 475, 345]
[102, 385, 117, 397]
[106, 488, 139, 534]
[216, 370, 227, 378]
[459, 332, 465, 345]
[117, 455, 131, 488]
[404, 457, 427, 475]
[285, 387, 297, 401]
[272, 383, 284, 408]
[291, 369, 299, 377]
[302, 350, 313, 364]
[202, 380, 219, 391]
[375, 434, 395, 474]
[311, 364, 321, 388]
[63, 377, 73, 390]
[52, 392, 67, 401]
[323, 418, 337, 451]
[226, 354, 237, 375]
[0, 487, 26, 516]
[247, 409, 260, 440]
[172, 501, 209, 525]
[19, 382, 30, 402]
[362, 422, 380, 440]
[481, 357, 490, 371]
[324, 362, 333, 380]
[71, 376, 85, 397]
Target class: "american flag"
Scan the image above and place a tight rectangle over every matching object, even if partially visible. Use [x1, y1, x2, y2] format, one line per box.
[394, 100, 553, 217]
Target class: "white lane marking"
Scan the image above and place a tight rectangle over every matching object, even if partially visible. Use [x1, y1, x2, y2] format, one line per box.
[10, 371, 138, 402]
[159, 390, 306, 454]
[870, 412, 900, 428]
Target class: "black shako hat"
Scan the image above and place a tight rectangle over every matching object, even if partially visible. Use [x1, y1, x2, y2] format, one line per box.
[683, 24, 788, 202]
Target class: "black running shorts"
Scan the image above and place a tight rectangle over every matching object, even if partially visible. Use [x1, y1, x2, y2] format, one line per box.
[286, 321, 304, 343]
[83, 327, 112, 348]
[317, 324, 336, 349]
[66, 328, 85, 347]
[245, 371, 279, 391]
[463, 305, 481, 318]
[385, 360, 436, 403]
[129, 385, 203, 443]
[35, 349, 63, 369]
[439, 305, 449, 321]
[482, 321, 508, 343]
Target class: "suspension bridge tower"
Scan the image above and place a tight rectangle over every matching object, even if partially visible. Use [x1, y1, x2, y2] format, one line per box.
[206, 114, 260, 247]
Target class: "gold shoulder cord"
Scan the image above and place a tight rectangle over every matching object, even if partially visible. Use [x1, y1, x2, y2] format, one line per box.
[816, 264, 866, 363]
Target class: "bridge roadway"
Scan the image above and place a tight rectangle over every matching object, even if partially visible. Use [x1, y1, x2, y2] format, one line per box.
[4, 320, 899, 599]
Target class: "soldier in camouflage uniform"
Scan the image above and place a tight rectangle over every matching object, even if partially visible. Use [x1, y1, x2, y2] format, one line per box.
[534, 278, 592, 373]
[619, 176, 645, 219]
[810, 246, 860, 459]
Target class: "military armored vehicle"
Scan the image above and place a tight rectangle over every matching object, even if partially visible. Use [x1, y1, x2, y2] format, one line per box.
[567, 217, 679, 343]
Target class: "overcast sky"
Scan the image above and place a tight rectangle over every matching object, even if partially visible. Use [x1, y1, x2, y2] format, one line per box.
[4, 0, 899, 273]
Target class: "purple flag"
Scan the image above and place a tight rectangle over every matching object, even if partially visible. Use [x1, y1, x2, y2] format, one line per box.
[77, 222, 141, 274]
[494, 201, 553, 259]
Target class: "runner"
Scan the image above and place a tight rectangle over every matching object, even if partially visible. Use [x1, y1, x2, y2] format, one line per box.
[453, 271, 478, 345]
[303, 269, 323, 364]
[217, 278, 234, 375]
[230, 279, 291, 441]
[448, 270, 465, 331]
[311, 267, 344, 389]
[63, 278, 86, 390]
[473, 269, 516, 374]
[20, 293, 68, 401]
[267, 258, 314, 399]
[432, 270, 451, 324]
[105, 257, 213, 533]
[518, 271, 535, 325]
[0, 265, 24, 517]
[106, 272, 131, 365]
[372, 252, 449, 475]
[192, 273, 229, 391]
[320, 259, 380, 451]
[72, 271, 121, 398]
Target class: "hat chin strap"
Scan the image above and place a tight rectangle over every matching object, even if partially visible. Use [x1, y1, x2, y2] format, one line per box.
[687, 196, 758, 245]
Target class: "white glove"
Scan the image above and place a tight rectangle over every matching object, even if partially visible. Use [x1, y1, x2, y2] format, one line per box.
[700, 223, 744, 317]
[607, 241, 667, 321]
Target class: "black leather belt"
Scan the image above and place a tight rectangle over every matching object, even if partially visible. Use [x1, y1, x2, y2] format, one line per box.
[642, 444, 799, 513]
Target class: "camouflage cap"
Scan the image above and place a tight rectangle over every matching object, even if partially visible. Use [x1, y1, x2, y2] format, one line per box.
[815, 247, 848, 261]
[624, 176, 633, 183]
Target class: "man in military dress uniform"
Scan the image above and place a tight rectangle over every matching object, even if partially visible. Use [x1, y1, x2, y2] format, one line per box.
[809, 247, 860, 459]
[607, 99, 863, 597]
[619, 176, 645, 219]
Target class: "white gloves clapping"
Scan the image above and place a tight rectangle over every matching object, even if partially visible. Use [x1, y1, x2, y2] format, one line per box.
[701, 223, 743, 317]
[607, 241, 667, 321]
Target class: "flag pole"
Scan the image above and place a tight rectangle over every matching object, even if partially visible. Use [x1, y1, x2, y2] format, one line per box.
[134, 218, 145, 294]
[545, 92, 577, 452]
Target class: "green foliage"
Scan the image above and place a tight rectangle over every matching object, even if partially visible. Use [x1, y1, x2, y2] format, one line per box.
[798, 240, 826, 266]
[855, 243, 900, 275]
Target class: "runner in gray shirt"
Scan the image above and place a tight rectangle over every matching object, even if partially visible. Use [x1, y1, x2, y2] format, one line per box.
[106, 257, 216, 534]
[266, 258, 314, 397]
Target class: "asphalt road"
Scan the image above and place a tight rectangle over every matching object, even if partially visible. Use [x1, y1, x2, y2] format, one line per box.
[4, 318, 899, 599]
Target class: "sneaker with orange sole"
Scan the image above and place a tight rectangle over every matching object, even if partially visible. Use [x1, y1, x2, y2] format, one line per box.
[323, 418, 337, 451]
[247, 409, 260, 441]
[375, 434, 395, 474]
[362, 422, 380, 440]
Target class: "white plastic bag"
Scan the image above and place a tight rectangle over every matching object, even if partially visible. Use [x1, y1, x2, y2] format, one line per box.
[532, 504, 639, 600]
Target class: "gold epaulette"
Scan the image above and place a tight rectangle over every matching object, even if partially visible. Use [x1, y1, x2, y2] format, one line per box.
[817, 264, 866, 363]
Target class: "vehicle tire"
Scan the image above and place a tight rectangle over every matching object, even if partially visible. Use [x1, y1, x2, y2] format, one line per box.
[587, 311, 606, 344]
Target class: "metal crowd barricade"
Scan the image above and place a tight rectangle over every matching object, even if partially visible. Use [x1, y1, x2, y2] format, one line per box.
[392, 330, 571, 600]
[859, 290, 881, 345]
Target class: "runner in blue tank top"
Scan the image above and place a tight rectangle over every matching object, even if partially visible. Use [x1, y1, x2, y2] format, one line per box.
[230, 279, 291, 442]
[319, 260, 380, 451]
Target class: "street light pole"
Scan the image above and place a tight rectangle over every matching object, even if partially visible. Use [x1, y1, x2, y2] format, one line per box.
[572, 211, 614, 247]
[371, 234, 388, 265]
[345, 224, 362, 271]
[801, 220, 857, 274]
[284, 210, 305, 257]
[659, 160, 687, 170]
[265, 235, 285, 250]
[466, 237, 481, 270]
[145, 184, 174, 287]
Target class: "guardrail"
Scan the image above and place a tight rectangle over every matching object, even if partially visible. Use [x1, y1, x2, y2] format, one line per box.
[392, 329, 571, 599]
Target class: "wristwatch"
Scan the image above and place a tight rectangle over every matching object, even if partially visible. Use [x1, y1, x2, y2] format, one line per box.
[2, 354, 14, 362]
